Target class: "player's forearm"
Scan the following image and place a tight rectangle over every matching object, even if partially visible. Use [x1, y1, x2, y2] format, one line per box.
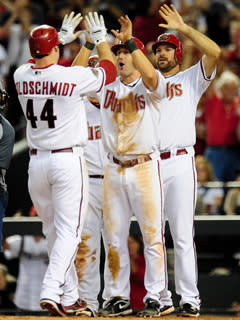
[178, 24, 221, 59]
[132, 50, 158, 91]
[72, 45, 92, 67]
[96, 42, 116, 65]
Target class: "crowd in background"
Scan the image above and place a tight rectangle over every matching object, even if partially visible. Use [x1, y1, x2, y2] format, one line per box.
[1, 0, 239, 215]
[0, 0, 240, 313]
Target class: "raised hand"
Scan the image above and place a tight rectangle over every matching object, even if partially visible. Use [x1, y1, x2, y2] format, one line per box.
[58, 12, 83, 45]
[111, 15, 132, 43]
[85, 12, 106, 45]
[158, 4, 185, 31]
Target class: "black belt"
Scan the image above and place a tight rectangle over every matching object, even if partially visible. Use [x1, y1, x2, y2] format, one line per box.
[89, 175, 104, 179]
[30, 148, 73, 155]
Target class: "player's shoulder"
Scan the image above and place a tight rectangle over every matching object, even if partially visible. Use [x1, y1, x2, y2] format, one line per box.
[14, 63, 32, 78]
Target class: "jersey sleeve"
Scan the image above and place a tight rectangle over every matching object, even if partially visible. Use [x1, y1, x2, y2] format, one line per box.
[69, 66, 106, 96]
[187, 59, 216, 98]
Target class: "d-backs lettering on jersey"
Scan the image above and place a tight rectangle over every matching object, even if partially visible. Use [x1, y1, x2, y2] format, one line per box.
[159, 59, 216, 150]
[166, 82, 183, 100]
[99, 70, 166, 157]
[103, 90, 145, 112]
[84, 98, 107, 175]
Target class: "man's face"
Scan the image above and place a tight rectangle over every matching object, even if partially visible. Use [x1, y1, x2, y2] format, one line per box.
[155, 43, 178, 73]
[116, 47, 136, 78]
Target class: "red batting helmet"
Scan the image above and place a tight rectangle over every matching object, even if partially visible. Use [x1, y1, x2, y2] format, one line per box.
[111, 37, 146, 55]
[88, 55, 99, 68]
[29, 25, 60, 57]
[152, 33, 183, 64]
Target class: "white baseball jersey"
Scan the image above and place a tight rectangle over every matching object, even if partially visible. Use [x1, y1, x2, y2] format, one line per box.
[158, 59, 216, 310]
[98, 70, 166, 158]
[14, 62, 106, 150]
[159, 59, 216, 151]
[83, 97, 108, 175]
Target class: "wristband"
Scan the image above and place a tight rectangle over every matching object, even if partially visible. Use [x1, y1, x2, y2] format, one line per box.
[124, 38, 138, 53]
[84, 41, 95, 51]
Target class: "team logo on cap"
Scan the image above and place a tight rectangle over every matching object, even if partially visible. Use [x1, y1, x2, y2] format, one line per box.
[159, 34, 170, 41]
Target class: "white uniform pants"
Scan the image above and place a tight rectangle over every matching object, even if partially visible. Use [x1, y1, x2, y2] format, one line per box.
[28, 149, 89, 306]
[102, 157, 166, 302]
[76, 177, 110, 312]
[160, 153, 200, 309]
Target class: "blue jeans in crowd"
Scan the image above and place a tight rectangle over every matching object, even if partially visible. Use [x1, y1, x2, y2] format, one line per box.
[205, 147, 240, 182]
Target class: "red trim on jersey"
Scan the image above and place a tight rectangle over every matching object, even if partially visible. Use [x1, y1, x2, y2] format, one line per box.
[200, 59, 212, 81]
[99, 60, 117, 85]
[157, 159, 167, 289]
[27, 58, 36, 64]
[76, 156, 84, 237]
[191, 156, 198, 282]
[32, 64, 55, 69]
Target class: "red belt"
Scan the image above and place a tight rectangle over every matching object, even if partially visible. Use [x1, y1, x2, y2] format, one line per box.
[113, 154, 152, 168]
[160, 148, 188, 160]
[30, 147, 73, 155]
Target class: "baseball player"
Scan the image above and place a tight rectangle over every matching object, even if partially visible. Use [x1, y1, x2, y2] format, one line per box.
[80, 16, 169, 317]
[75, 55, 111, 317]
[152, 4, 221, 317]
[13, 12, 117, 317]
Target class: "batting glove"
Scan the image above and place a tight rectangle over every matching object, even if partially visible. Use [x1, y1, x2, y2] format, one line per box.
[58, 11, 82, 45]
[85, 12, 106, 45]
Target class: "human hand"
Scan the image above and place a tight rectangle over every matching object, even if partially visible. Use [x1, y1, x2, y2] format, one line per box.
[85, 12, 106, 45]
[58, 11, 83, 45]
[158, 4, 185, 31]
[111, 15, 132, 43]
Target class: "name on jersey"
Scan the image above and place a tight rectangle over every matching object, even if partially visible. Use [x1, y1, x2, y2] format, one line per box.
[103, 90, 145, 111]
[15, 81, 77, 97]
[166, 82, 182, 100]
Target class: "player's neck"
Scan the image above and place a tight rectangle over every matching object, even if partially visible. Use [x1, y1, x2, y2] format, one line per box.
[120, 70, 141, 85]
[161, 64, 180, 77]
[34, 56, 58, 69]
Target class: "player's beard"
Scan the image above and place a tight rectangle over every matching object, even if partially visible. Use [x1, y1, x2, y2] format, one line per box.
[157, 59, 178, 73]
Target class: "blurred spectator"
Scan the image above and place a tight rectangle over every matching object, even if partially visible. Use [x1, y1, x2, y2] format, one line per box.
[47, 1, 72, 30]
[195, 193, 207, 215]
[58, 39, 81, 66]
[3, 207, 48, 312]
[0, 45, 9, 96]
[195, 95, 207, 156]
[205, 2, 231, 47]
[128, 233, 146, 312]
[0, 263, 16, 309]
[7, 3, 35, 68]
[204, 70, 240, 181]
[196, 155, 224, 215]
[224, 168, 240, 215]
[132, 0, 169, 46]
[225, 21, 240, 77]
